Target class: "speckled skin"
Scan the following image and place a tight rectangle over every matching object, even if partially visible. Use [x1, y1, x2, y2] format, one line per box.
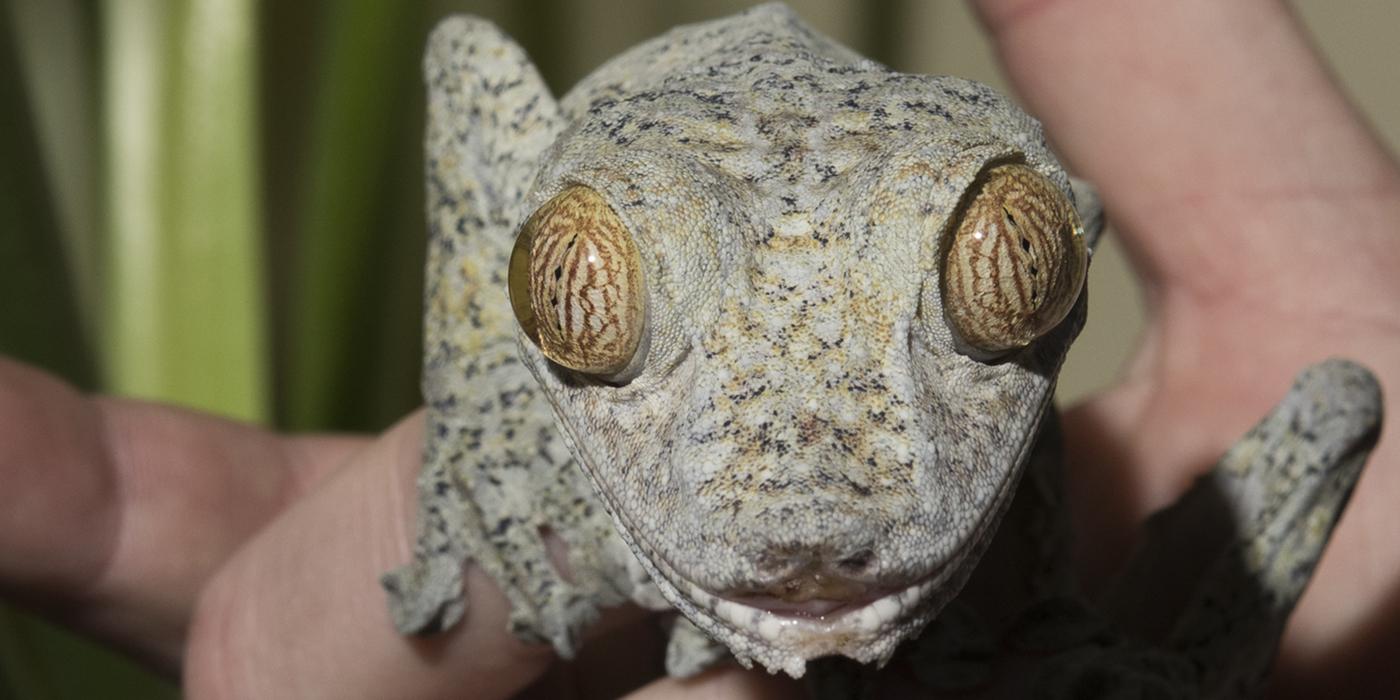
[514, 5, 1092, 675]
[383, 5, 1383, 694]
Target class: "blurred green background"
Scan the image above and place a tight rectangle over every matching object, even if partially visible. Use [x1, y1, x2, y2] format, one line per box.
[2, 1, 1397, 696]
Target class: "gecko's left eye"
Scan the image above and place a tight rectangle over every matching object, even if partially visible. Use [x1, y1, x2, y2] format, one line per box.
[508, 185, 647, 377]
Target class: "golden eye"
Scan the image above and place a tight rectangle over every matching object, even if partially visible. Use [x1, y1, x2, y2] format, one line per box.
[508, 186, 646, 376]
[941, 164, 1087, 356]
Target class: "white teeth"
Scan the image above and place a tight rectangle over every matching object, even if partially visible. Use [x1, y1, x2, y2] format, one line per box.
[714, 599, 746, 627]
[869, 594, 900, 626]
[898, 580, 924, 606]
[691, 586, 716, 607]
[851, 603, 876, 631]
[757, 615, 783, 642]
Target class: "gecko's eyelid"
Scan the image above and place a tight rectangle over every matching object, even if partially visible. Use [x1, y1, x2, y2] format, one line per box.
[509, 185, 648, 377]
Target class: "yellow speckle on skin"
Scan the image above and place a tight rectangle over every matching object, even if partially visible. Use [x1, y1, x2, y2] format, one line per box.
[763, 235, 827, 252]
[684, 119, 747, 151]
[832, 110, 872, 133]
[773, 213, 813, 238]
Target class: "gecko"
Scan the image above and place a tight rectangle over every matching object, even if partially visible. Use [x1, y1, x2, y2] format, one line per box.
[382, 5, 1383, 695]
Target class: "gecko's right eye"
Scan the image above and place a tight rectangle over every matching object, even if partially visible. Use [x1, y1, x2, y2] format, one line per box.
[508, 185, 647, 377]
[940, 164, 1086, 358]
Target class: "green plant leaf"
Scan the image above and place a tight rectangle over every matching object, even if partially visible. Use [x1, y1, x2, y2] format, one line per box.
[6, 0, 100, 341]
[280, 0, 424, 430]
[101, 0, 267, 421]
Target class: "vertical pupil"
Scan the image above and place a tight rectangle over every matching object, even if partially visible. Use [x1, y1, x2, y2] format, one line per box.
[550, 266, 563, 329]
[549, 236, 579, 333]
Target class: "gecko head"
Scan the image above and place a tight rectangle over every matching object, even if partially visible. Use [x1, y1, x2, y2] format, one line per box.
[508, 40, 1092, 677]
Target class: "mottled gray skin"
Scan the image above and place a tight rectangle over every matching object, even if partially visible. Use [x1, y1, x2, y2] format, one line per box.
[383, 5, 1383, 695]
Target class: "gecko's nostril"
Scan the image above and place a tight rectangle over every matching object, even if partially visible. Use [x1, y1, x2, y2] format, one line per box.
[758, 541, 878, 579]
[837, 549, 875, 573]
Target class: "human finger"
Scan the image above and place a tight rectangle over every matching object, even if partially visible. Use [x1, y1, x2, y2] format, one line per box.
[622, 663, 803, 700]
[973, 0, 1399, 304]
[183, 413, 566, 699]
[972, 0, 1400, 575]
[0, 356, 368, 669]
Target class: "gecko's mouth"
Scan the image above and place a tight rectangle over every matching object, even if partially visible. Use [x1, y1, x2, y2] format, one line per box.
[673, 572, 941, 674]
[722, 591, 887, 619]
[718, 567, 938, 619]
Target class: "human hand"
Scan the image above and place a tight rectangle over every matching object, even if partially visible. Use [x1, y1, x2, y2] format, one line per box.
[7, 1, 1396, 697]
[0, 357, 803, 698]
[972, 0, 1400, 696]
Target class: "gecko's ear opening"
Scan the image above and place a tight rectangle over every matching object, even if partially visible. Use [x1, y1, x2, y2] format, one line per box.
[508, 186, 649, 378]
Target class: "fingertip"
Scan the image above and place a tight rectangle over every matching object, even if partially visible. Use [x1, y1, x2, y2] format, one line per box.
[967, 0, 1055, 36]
[623, 664, 804, 700]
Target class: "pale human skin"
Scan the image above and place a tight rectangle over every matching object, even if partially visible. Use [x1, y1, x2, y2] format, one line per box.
[0, 0, 1396, 698]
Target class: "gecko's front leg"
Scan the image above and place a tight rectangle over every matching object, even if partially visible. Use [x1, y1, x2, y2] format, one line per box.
[381, 17, 645, 658]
